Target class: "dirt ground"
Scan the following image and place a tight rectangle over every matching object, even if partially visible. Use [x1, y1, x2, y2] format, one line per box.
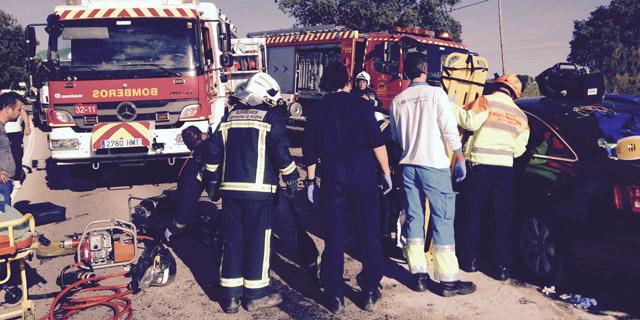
[0, 128, 635, 320]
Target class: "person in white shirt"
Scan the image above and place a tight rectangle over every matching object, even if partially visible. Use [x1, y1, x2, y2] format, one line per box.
[389, 53, 475, 297]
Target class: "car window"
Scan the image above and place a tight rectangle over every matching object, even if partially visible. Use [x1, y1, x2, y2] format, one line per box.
[526, 111, 578, 161]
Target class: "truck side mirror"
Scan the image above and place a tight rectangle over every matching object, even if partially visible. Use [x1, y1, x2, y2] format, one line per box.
[25, 26, 37, 59]
[220, 53, 233, 68]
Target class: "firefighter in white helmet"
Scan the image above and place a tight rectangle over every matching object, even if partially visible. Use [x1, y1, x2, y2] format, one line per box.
[353, 71, 382, 109]
[205, 72, 299, 313]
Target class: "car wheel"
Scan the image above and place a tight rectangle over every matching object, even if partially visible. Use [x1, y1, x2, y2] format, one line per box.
[518, 215, 564, 285]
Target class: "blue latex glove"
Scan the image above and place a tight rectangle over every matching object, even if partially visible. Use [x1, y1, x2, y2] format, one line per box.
[453, 159, 467, 183]
[381, 173, 393, 195]
[305, 179, 319, 204]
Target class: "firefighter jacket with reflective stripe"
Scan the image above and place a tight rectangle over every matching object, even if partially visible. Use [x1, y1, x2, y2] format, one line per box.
[453, 92, 530, 167]
[206, 103, 298, 200]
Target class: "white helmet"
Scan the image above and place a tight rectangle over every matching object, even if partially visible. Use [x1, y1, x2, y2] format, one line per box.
[233, 72, 283, 108]
[355, 71, 371, 86]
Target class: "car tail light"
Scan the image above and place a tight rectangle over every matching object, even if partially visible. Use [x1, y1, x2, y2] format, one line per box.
[613, 185, 640, 214]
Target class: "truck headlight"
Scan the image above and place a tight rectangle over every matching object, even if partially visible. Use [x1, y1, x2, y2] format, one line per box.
[179, 104, 200, 120]
[50, 138, 80, 151]
[52, 110, 75, 125]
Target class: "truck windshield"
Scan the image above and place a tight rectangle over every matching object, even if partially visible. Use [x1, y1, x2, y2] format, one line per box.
[51, 18, 200, 80]
[403, 38, 467, 86]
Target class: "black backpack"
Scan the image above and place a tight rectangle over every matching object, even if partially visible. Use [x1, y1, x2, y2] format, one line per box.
[536, 62, 605, 103]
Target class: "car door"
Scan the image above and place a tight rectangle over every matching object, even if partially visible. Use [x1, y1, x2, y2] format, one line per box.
[515, 111, 579, 217]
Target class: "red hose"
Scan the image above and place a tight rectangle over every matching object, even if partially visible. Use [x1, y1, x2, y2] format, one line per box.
[43, 268, 133, 320]
[136, 235, 155, 242]
[43, 237, 156, 319]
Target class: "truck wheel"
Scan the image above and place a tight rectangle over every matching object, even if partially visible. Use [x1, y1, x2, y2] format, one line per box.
[289, 102, 303, 117]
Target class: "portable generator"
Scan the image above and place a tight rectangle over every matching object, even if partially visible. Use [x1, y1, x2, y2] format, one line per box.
[76, 219, 138, 270]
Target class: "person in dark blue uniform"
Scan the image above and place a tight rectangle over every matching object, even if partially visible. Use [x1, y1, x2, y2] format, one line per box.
[164, 126, 214, 242]
[302, 63, 392, 313]
[206, 73, 299, 314]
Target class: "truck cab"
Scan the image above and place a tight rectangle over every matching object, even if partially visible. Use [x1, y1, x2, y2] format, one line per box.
[24, 0, 234, 168]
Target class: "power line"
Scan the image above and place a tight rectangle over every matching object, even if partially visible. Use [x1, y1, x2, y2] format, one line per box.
[451, 0, 491, 12]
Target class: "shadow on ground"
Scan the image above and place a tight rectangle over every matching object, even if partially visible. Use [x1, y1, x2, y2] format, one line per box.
[43, 158, 181, 192]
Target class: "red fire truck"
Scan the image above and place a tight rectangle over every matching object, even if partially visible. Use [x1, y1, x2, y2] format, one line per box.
[25, 0, 234, 169]
[248, 25, 472, 130]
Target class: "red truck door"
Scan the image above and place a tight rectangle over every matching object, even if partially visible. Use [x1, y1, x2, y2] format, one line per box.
[364, 39, 406, 110]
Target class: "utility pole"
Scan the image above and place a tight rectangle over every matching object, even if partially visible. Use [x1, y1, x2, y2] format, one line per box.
[498, 0, 506, 74]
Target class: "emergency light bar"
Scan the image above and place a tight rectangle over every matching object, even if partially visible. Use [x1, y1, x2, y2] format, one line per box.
[393, 26, 435, 38]
[67, 0, 199, 5]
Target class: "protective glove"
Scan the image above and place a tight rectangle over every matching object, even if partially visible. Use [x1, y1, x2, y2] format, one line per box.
[283, 173, 299, 199]
[204, 170, 220, 201]
[381, 173, 393, 195]
[164, 223, 185, 243]
[305, 178, 319, 204]
[206, 180, 219, 201]
[453, 159, 467, 183]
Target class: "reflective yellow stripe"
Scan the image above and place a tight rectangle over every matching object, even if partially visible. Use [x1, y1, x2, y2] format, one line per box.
[262, 229, 271, 281]
[255, 128, 267, 183]
[244, 278, 270, 289]
[205, 163, 219, 172]
[221, 127, 228, 177]
[220, 277, 243, 287]
[280, 161, 297, 175]
[220, 182, 277, 193]
[196, 172, 202, 182]
[220, 121, 271, 132]
[379, 119, 389, 132]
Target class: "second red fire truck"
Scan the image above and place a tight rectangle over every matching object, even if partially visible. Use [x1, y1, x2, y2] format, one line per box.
[248, 25, 483, 131]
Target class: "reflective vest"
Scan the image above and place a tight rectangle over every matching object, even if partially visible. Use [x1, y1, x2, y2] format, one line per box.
[453, 92, 530, 167]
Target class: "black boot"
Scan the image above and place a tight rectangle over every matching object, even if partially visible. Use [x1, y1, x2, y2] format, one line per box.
[221, 297, 240, 314]
[362, 288, 382, 311]
[243, 293, 283, 312]
[437, 280, 477, 297]
[495, 265, 510, 281]
[302, 262, 320, 284]
[460, 258, 478, 273]
[326, 296, 345, 314]
[414, 273, 430, 292]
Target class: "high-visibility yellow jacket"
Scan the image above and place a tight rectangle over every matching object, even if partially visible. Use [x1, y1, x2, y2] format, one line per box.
[452, 92, 530, 167]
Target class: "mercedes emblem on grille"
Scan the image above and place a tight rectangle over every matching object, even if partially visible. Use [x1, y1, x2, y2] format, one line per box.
[116, 102, 137, 121]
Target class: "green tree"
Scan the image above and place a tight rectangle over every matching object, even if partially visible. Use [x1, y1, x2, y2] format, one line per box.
[568, 0, 640, 94]
[276, 0, 463, 41]
[0, 10, 27, 90]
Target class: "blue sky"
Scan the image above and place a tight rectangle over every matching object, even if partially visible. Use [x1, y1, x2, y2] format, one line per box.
[3, 0, 611, 76]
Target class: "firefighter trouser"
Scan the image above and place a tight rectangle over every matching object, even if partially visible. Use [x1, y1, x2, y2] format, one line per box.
[319, 157, 383, 298]
[175, 165, 205, 226]
[220, 198, 273, 299]
[272, 189, 319, 268]
[401, 165, 459, 282]
[462, 164, 514, 267]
